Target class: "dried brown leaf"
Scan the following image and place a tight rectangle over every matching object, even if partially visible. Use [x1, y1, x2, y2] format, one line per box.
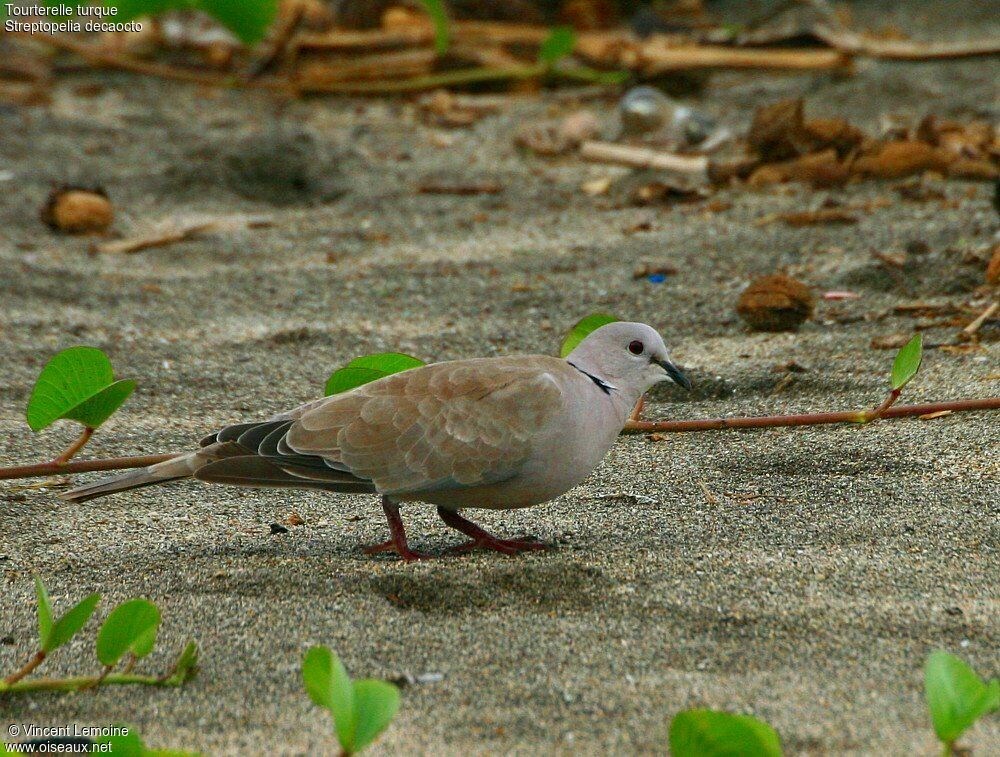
[987, 244, 1000, 286]
[852, 141, 954, 179]
[870, 334, 910, 350]
[776, 208, 858, 227]
[737, 274, 815, 331]
[747, 149, 851, 188]
[748, 98, 809, 162]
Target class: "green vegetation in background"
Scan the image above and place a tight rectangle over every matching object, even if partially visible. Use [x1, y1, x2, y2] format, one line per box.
[416, 0, 450, 55]
[103, 0, 278, 45]
[538, 26, 575, 65]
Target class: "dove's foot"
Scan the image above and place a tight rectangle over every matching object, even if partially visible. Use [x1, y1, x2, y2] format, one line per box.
[363, 539, 431, 561]
[437, 507, 548, 556]
[448, 536, 548, 555]
[365, 496, 431, 562]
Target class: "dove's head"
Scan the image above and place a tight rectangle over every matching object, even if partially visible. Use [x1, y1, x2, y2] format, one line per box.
[567, 321, 691, 401]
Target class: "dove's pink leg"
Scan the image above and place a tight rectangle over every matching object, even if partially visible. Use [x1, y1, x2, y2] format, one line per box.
[364, 497, 431, 561]
[437, 507, 548, 555]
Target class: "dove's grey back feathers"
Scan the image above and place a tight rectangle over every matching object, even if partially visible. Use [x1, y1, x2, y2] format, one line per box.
[286, 357, 571, 498]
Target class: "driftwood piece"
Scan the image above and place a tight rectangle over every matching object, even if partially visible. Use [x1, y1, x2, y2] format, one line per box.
[93, 215, 272, 254]
[816, 28, 1000, 61]
[574, 35, 851, 74]
[580, 141, 710, 179]
[296, 48, 435, 84]
[640, 45, 849, 74]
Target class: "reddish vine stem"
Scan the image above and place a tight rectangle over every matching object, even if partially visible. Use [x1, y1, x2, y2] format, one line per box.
[52, 427, 94, 465]
[2, 651, 46, 686]
[622, 397, 999, 434]
[861, 388, 902, 423]
[629, 396, 646, 423]
[0, 453, 177, 481]
[79, 664, 114, 691]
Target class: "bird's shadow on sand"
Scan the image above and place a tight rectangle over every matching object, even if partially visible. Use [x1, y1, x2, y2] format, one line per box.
[173, 539, 612, 614]
[365, 561, 612, 615]
[708, 439, 919, 477]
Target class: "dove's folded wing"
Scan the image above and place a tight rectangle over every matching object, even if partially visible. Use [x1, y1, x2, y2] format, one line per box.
[285, 358, 565, 496]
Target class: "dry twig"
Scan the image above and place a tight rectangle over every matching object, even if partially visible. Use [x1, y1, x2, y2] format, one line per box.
[961, 302, 998, 337]
[92, 215, 272, 254]
[816, 28, 1000, 61]
[580, 141, 710, 177]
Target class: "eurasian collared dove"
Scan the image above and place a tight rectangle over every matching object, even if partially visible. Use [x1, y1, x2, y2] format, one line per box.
[61, 322, 690, 560]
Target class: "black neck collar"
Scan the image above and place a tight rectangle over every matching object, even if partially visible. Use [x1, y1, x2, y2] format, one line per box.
[567, 362, 617, 395]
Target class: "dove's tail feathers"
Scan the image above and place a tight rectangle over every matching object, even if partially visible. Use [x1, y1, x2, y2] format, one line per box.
[59, 453, 202, 503]
[195, 456, 377, 494]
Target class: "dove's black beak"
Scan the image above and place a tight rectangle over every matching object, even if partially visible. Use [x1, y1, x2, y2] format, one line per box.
[654, 356, 692, 391]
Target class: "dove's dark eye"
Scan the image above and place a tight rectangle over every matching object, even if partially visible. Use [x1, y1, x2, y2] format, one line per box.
[628, 340, 644, 355]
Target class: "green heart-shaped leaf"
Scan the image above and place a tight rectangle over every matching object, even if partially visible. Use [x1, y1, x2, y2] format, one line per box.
[890, 333, 922, 390]
[47, 594, 100, 654]
[560, 313, 619, 357]
[96, 599, 161, 667]
[351, 679, 400, 753]
[539, 26, 576, 65]
[198, 0, 278, 45]
[27, 346, 135, 431]
[130, 624, 159, 660]
[669, 709, 783, 757]
[35, 577, 100, 653]
[303, 646, 356, 750]
[416, 0, 450, 55]
[62, 380, 137, 429]
[325, 353, 425, 396]
[925, 650, 1000, 745]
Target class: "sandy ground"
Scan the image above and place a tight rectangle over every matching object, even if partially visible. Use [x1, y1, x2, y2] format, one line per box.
[1, 3, 999, 755]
